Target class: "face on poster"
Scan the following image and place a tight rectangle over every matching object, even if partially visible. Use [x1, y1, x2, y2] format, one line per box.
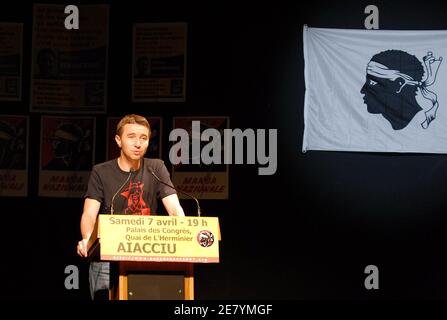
[107, 116, 162, 160]
[40, 116, 95, 171]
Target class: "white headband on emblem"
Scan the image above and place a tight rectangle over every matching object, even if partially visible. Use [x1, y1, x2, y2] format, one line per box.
[366, 52, 442, 129]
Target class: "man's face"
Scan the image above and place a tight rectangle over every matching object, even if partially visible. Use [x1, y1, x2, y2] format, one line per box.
[40, 53, 56, 75]
[52, 138, 73, 158]
[360, 71, 403, 115]
[115, 123, 149, 161]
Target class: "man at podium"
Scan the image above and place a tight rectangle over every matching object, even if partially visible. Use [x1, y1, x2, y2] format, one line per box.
[76, 114, 185, 300]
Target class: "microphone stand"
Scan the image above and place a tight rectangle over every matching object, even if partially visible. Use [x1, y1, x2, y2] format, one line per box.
[148, 168, 202, 217]
[110, 168, 133, 215]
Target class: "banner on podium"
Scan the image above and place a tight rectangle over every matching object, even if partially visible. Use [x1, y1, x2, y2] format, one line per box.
[99, 215, 219, 263]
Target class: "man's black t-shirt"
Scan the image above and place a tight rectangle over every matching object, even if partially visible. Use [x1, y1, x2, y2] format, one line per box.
[85, 158, 176, 215]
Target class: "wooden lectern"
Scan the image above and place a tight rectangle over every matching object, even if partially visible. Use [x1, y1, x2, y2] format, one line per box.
[88, 215, 220, 300]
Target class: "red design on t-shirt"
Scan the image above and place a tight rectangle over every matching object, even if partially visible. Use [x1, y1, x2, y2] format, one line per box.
[120, 181, 150, 215]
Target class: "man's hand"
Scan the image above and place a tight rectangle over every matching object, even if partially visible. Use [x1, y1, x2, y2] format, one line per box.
[77, 239, 89, 257]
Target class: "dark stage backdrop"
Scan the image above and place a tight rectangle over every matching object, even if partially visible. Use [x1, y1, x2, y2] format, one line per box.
[1, 0, 447, 300]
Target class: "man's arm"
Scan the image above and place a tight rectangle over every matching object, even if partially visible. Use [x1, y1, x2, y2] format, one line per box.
[77, 198, 101, 257]
[162, 193, 185, 217]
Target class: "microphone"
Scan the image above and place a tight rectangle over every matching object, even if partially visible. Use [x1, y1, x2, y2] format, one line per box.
[148, 167, 201, 217]
[110, 168, 133, 215]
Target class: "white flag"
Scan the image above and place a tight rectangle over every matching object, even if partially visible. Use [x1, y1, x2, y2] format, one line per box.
[303, 26, 447, 153]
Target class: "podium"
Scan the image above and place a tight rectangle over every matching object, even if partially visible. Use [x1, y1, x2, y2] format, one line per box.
[89, 214, 220, 300]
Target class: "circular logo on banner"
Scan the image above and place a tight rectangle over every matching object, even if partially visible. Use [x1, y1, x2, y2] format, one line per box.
[197, 230, 215, 247]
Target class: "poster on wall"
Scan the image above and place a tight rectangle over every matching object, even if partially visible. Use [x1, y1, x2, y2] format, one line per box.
[106, 116, 162, 160]
[31, 4, 108, 113]
[0, 115, 28, 196]
[132, 22, 187, 102]
[39, 116, 95, 197]
[0, 23, 23, 101]
[172, 116, 229, 200]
